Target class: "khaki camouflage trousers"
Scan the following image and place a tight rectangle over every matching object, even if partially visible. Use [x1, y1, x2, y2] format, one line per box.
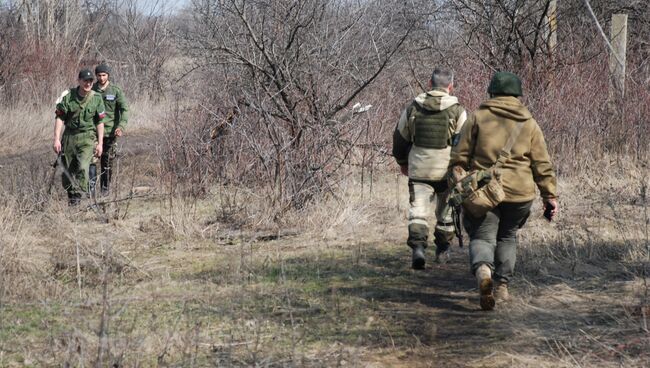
[407, 179, 455, 252]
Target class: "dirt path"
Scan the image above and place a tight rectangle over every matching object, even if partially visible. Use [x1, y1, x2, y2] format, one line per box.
[1, 134, 649, 367]
[285, 231, 648, 368]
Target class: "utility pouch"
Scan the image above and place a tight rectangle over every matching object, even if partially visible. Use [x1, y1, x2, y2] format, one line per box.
[447, 119, 527, 218]
[462, 173, 505, 217]
[448, 166, 504, 218]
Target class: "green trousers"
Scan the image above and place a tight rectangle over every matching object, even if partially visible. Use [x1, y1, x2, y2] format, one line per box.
[463, 201, 532, 283]
[61, 131, 96, 197]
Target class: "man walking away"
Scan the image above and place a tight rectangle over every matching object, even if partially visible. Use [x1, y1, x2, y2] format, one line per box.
[392, 68, 468, 269]
[449, 72, 558, 310]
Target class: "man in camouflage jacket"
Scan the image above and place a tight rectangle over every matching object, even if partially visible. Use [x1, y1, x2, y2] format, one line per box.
[53, 69, 106, 205]
[449, 71, 558, 310]
[93, 63, 129, 195]
[393, 68, 468, 269]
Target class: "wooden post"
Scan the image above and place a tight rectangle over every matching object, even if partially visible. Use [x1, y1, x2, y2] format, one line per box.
[609, 14, 627, 100]
[546, 0, 558, 59]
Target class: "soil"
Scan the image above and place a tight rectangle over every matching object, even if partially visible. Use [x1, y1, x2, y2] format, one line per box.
[1, 132, 649, 367]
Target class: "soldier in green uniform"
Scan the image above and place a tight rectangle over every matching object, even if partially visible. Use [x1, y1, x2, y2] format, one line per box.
[392, 68, 468, 269]
[92, 63, 129, 195]
[53, 69, 107, 205]
[450, 72, 558, 310]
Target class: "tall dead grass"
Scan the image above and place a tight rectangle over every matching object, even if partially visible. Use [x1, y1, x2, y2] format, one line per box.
[0, 198, 57, 303]
[0, 98, 165, 157]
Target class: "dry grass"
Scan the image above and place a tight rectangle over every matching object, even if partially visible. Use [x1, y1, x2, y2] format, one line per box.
[0, 104, 51, 157]
[0, 98, 165, 157]
[0, 131, 649, 366]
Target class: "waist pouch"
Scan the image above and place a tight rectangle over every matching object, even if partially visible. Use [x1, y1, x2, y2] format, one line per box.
[448, 166, 504, 218]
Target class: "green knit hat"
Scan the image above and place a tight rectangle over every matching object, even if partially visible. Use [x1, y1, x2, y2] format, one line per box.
[487, 72, 523, 97]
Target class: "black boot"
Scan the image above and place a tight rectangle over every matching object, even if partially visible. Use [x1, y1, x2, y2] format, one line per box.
[412, 245, 426, 270]
[68, 193, 82, 206]
[408, 223, 428, 270]
[433, 229, 454, 264]
[100, 164, 111, 196]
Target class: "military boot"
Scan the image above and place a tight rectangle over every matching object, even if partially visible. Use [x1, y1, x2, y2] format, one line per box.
[494, 281, 509, 301]
[100, 166, 111, 196]
[412, 245, 426, 270]
[476, 264, 495, 311]
[408, 223, 428, 270]
[433, 228, 454, 264]
[68, 193, 82, 207]
[434, 247, 450, 264]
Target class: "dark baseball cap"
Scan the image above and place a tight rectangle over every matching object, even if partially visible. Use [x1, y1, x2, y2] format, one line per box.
[78, 69, 94, 81]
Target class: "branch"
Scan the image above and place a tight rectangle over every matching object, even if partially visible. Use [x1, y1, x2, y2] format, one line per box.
[583, 0, 624, 68]
[326, 22, 415, 119]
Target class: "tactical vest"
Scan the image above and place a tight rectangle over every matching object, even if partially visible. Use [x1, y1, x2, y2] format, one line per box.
[410, 103, 454, 149]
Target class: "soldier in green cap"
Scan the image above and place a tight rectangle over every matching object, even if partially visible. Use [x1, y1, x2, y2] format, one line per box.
[392, 68, 468, 269]
[53, 69, 107, 205]
[92, 63, 129, 195]
[449, 71, 558, 310]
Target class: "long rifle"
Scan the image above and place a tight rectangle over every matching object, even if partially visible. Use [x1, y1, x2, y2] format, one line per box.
[452, 204, 463, 248]
[47, 152, 63, 195]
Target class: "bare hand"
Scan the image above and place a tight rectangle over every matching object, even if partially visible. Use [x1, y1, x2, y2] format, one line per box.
[53, 140, 61, 154]
[95, 143, 103, 158]
[543, 198, 558, 221]
[399, 165, 408, 176]
[115, 128, 123, 137]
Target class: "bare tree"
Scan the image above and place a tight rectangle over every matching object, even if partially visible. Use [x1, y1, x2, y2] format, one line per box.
[0, 0, 109, 105]
[447, 0, 557, 71]
[92, 0, 175, 97]
[173, 0, 426, 219]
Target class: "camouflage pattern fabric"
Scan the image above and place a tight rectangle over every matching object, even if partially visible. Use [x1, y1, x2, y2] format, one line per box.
[55, 88, 106, 133]
[55, 88, 106, 196]
[92, 83, 129, 137]
[393, 88, 467, 181]
[61, 131, 97, 196]
[407, 179, 455, 252]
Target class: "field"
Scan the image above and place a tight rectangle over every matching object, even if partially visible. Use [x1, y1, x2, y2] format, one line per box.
[0, 103, 648, 367]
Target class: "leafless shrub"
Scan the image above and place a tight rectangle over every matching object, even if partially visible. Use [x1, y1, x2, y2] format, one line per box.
[93, 0, 175, 97]
[168, 0, 425, 222]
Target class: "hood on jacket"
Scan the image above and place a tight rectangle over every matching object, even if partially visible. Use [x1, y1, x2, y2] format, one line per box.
[414, 88, 458, 112]
[480, 96, 532, 121]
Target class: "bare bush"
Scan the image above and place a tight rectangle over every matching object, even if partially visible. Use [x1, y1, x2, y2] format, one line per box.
[170, 0, 427, 221]
[92, 0, 175, 97]
[0, 0, 175, 106]
[448, 0, 558, 71]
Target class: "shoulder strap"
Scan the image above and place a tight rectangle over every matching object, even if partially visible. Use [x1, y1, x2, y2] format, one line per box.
[494, 120, 527, 169]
